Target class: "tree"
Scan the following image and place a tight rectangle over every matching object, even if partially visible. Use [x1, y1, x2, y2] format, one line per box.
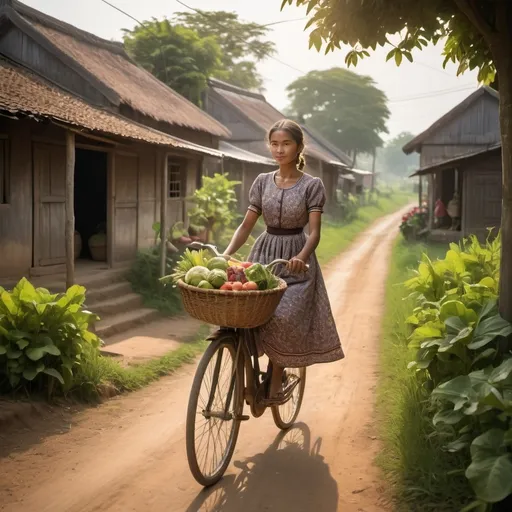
[123, 18, 223, 105]
[380, 132, 420, 177]
[175, 10, 276, 90]
[281, 0, 512, 321]
[286, 68, 390, 164]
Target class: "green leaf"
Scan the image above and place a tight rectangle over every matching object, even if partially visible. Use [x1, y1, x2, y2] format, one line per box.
[489, 358, 512, 384]
[467, 429, 512, 503]
[0, 345, 7, 355]
[16, 339, 30, 350]
[43, 368, 65, 385]
[23, 365, 44, 381]
[469, 315, 512, 350]
[433, 375, 473, 402]
[445, 433, 471, 452]
[433, 408, 465, 426]
[7, 348, 22, 359]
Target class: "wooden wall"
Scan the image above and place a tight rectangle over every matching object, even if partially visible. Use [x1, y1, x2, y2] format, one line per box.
[0, 119, 33, 279]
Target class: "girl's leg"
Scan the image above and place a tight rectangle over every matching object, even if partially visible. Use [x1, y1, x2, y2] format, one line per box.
[269, 364, 285, 398]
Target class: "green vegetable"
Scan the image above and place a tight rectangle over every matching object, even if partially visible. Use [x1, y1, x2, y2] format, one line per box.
[197, 280, 214, 289]
[185, 266, 210, 286]
[245, 263, 279, 290]
[208, 269, 227, 289]
[207, 256, 229, 271]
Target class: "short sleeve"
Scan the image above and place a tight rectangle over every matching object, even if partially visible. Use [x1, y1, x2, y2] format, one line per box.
[306, 178, 326, 214]
[248, 174, 263, 215]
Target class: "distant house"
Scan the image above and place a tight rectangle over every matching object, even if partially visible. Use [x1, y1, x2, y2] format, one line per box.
[403, 86, 501, 241]
[0, 0, 267, 282]
[204, 78, 352, 211]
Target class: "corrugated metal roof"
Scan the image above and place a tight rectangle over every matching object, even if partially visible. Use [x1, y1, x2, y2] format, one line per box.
[219, 141, 275, 166]
[11, 1, 230, 138]
[0, 58, 223, 157]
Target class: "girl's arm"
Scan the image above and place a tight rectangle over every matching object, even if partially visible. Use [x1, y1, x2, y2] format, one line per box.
[288, 212, 322, 273]
[223, 210, 260, 257]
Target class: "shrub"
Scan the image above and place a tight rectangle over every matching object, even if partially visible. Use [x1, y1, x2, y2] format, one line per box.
[129, 247, 182, 316]
[0, 279, 100, 396]
[402, 233, 512, 509]
[399, 206, 428, 241]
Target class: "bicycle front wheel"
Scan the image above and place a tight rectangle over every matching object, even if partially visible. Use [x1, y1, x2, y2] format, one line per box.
[272, 367, 307, 430]
[186, 336, 244, 487]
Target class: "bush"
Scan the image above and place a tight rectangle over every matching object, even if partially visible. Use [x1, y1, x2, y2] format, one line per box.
[129, 246, 182, 316]
[0, 279, 100, 396]
[402, 233, 512, 509]
[399, 206, 428, 241]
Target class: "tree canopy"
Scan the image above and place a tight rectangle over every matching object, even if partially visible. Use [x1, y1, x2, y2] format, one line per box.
[280, 0, 512, 322]
[175, 10, 276, 90]
[286, 68, 390, 161]
[379, 132, 419, 177]
[123, 18, 222, 105]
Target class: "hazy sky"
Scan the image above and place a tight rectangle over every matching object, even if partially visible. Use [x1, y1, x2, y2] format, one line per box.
[23, 0, 480, 140]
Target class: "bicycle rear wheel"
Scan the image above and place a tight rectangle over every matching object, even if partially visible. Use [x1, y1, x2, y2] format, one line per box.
[186, 336, 244, 487]
[272, 367, 306, 430]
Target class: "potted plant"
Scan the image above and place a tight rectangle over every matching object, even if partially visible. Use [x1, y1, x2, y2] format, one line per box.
[88, 222, 107, 261]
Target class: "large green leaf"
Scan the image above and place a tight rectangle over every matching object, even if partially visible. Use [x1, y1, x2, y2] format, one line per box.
[7, 348, 22, 359]
[467, 429, 512, 503]
[16, 339, 30, 350]
[43, 368, 65, 385]
[440, 300, 466, 321]
[0, 345, 7, 355]
[1, 291, 18, 315]
[433, 408, 465, 426]
[22, 364, 45, 381]
[433, 375, 473, 403]
[488, 358, 512, 384]
[469, 315, 512, 350]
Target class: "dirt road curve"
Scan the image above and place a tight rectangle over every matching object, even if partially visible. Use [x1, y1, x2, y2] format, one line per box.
[0, 207, 409, 512]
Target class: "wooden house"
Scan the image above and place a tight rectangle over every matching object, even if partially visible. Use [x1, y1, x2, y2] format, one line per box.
[403, 86, 502, 241]
[0, 0, 240, 282]
[204, 78, 352, 211]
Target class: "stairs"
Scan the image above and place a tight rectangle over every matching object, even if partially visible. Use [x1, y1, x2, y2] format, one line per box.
[2, 264, 161, 344]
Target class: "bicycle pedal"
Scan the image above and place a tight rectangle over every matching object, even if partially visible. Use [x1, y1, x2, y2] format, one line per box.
[234, 414, 250, 421]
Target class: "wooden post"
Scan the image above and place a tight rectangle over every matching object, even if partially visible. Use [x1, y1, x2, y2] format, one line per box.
[418, 176, 423, 208]
[107, 151, 115, 267]
[160, 152, 168, 278]
[65, 131, 75, 289]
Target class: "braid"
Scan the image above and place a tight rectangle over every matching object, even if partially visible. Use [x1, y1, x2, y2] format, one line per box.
[297, 152, 306, 171]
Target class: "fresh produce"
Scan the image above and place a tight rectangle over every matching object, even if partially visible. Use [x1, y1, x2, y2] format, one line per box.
[170, 248, 211, 282]
[231, 282, 244, 291]
[244, 263, 279, 290]
[220, 283, 233, 291]
[227, 266, 248, 284]
[208, 269, 227, 288]
[207, 257, 229, 271]
[185, 266, 210, 287]
[197, 280, 214, 289]
[243, 281, 258, 291]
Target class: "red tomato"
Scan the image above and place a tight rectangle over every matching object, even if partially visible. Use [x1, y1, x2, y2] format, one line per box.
[241, 262, 253, 269]
[231, 282, 243, 291]
[220, 283, 233, 291]
[243, 281, 258, 291]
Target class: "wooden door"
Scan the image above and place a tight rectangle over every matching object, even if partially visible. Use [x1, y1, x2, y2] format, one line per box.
[33, 143, 66, 267]
[114, 153, 139, 263]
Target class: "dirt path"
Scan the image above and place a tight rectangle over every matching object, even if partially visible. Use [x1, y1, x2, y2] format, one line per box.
[0, 207, 409, 512]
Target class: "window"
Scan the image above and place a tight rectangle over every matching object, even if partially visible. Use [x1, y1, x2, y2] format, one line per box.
[168, 161, 183, 199]
[0, 139, 8, 205]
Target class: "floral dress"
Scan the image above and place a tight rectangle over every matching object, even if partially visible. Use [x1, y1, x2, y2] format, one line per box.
[247, 171, 344, 368]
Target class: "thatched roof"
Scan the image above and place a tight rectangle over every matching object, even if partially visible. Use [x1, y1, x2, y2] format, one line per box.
[8, 0, 230, 138]
[0, 57, 222, 157]
[208, 78, 348, 166]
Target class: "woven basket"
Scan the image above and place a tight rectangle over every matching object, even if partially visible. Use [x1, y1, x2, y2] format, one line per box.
[177, 279, 287, 329]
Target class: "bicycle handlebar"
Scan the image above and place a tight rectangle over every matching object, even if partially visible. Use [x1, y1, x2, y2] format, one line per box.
[186, 242, 309, 272]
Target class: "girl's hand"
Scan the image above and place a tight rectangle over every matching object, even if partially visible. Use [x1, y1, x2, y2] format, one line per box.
[287, 257, 307, 274]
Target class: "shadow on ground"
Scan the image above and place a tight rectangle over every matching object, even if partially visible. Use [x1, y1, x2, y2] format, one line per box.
[185, 423, 339, 512]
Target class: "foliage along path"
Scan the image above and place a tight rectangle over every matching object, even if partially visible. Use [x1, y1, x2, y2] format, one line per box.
[0, 206, 412, 512]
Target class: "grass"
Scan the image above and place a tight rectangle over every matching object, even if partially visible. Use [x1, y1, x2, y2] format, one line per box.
[376, 239, 473, 511]
[71, 325, 210, 402]
[316, 191, 414, 264]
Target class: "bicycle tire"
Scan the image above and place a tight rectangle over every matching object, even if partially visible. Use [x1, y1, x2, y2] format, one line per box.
[272, 367, 307, 430]
[186, 336, 244, 487]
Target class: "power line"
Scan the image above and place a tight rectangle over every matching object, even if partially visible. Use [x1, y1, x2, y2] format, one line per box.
[100, 0, 478, 106]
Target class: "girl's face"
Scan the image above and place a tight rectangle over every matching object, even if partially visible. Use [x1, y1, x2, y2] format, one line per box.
[269, 130, 301, 166]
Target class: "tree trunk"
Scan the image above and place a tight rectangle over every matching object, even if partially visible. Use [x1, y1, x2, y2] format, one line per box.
[496, 52, 512, 322]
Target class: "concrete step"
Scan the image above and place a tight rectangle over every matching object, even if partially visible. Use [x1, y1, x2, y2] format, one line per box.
[90, 293, 143, 318]
[96, 308, 162, 341]
[85, 281, 134, 306]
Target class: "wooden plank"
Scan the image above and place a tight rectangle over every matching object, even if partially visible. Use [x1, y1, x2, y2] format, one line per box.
[160, 153, 168, 278]
[65, 131, 75, 288]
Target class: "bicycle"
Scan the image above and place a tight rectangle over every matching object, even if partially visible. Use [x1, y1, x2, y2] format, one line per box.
[182, 242, 307, 487]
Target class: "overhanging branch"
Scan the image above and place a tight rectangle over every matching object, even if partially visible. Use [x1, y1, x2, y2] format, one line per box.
[454, 0, 497, 45]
